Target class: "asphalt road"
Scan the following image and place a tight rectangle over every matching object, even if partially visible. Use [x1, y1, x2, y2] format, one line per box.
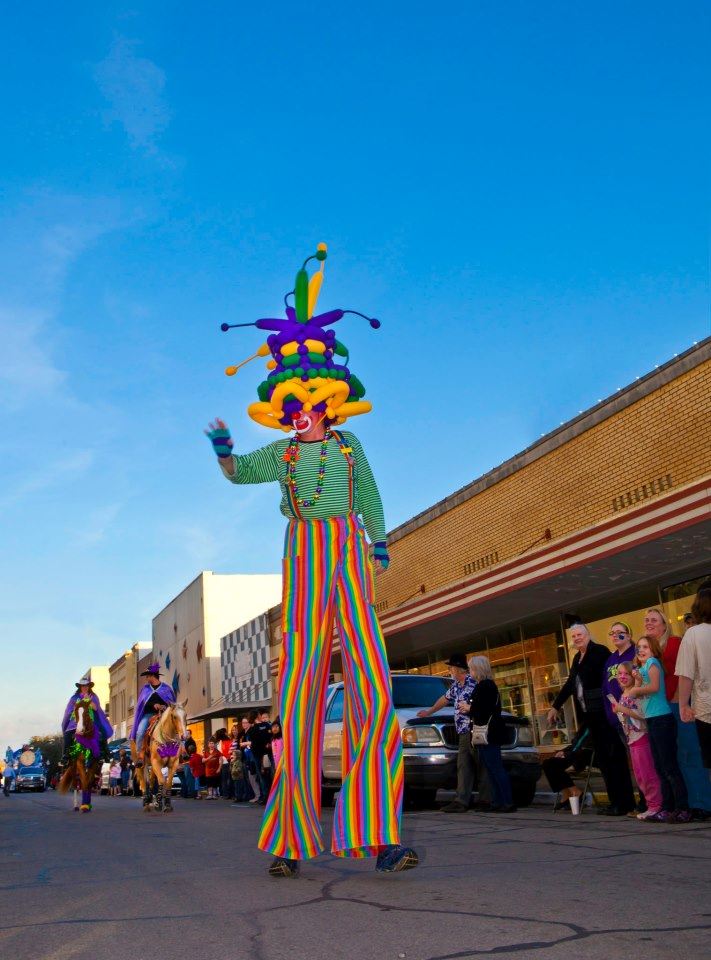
[1, 790, 710, 960]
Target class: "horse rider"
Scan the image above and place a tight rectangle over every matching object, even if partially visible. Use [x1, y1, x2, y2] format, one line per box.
[130, 662, 176, 768]
[61, 676, 112, 765]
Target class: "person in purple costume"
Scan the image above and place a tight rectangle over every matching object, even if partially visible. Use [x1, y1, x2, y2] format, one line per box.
[602, 622, 637, 726]
[130, 663, 176, 767]
[61, 676, 112, 763]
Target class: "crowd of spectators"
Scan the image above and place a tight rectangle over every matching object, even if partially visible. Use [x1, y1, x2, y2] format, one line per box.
[414, 580, 711, 822]
[179, 710, 282, 804]
[543, 580, 711, 822]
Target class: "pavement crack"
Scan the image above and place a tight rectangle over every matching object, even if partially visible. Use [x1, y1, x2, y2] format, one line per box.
[425, 921, 711, 959]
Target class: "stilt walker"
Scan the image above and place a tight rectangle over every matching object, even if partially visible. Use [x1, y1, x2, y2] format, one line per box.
[205, 244, 417, 876]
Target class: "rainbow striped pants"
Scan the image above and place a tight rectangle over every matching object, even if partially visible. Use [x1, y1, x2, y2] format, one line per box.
[258, 513, 403, 859]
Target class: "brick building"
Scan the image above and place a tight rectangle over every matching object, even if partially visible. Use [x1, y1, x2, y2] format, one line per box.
[266, 338, 711, 747]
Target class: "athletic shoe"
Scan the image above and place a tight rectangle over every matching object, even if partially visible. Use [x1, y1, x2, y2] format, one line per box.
[643, 811, 673, 823]
[375, 845, 419, 873]
[268, 857, 299, 878]
[672, 810, 692, 824]
[440, 801, 468, 813]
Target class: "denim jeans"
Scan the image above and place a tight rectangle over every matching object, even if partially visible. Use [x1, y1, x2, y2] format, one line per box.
[670, 702, 711, 812]
[478, 744, 513, 807]
[646, 712, 689, 812]
[180, 765, 196, 798]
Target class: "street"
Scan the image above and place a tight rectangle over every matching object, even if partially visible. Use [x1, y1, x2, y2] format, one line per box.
[1, 791, 709, 960]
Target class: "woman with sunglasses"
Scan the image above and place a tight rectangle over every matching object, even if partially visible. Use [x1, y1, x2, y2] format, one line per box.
[602, 622, 637, 726]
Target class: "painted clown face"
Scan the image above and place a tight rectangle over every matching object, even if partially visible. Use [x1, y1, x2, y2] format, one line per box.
[221, 244, 380, 432]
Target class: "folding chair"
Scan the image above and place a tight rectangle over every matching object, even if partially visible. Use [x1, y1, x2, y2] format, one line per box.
[553, 750, 596, 814]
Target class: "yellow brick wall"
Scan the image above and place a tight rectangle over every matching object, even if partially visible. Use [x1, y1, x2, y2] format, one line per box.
[376, 359, 711, 611]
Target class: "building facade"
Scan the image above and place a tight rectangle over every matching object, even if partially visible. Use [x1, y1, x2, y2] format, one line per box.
[83, 665, 110, 719]
[108, 642, 152, 742]
[266, 339, 711, 749]
[221, 612, 273, 710]
[152, 571, 281, 748]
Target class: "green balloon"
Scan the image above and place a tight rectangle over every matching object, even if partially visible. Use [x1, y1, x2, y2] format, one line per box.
[295, 268, 309, 323]
[349, 374, 366, 398]
[308, 368, 318, 379]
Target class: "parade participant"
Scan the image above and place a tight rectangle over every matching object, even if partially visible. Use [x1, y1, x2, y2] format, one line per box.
[205, 245, 416, 877]
[61, 677, 112, 764]
[130, 663, 176, 768]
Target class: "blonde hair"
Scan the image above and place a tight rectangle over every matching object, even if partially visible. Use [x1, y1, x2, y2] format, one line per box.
[467, 655, 493, 681]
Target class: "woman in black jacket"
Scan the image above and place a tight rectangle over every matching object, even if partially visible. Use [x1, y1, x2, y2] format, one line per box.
[458, 656, 515, 812]
[547, 623, 635, 816]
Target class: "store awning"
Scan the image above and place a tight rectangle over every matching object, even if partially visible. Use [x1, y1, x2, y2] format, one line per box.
[380, 477, 711, 659]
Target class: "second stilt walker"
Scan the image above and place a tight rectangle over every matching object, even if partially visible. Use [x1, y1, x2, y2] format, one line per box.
[205, 244, 417, 877]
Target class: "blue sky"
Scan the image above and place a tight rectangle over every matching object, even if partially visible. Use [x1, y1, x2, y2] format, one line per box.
[1, 2, 709, 744]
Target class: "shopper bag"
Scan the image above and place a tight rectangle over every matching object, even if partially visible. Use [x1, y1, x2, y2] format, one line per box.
[470, 693, 501, 746]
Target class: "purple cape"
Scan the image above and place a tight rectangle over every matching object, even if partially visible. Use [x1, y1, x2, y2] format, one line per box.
[130, 682, 176, 741]
[61, 692, 113, 740]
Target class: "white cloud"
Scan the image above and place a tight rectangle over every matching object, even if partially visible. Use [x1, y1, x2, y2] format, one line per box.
[0, 450, 95, 512]
[0, 191, 137, 410]
[0, 305, 67, 407]
[74, 501, 123, 545]
[95, 37, 170, 155]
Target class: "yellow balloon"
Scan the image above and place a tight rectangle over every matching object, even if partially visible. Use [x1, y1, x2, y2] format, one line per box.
[308, 271, 323, 319]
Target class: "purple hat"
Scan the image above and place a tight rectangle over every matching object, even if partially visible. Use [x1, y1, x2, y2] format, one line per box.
[220, 243, 381, 431]
[140, 662, 161, 678]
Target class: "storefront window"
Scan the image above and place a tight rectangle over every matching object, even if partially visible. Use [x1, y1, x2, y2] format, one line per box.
[661, 576, 708, 636]
[487, 637, 532, 720]
[523, 631, 568, 749]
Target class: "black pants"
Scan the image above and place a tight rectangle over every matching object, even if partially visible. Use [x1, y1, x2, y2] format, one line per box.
[543, 747, 593, 793]
[647, 713, 689, 812]
[587, 714, 635, 812]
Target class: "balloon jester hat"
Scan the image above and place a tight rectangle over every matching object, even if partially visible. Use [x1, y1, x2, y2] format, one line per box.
[220, 244, 381, 431]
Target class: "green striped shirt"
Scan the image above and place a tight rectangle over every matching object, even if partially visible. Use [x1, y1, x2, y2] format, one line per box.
[220, 430, 386, 544]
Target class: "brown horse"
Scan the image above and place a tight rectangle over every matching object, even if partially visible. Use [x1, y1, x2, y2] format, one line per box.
[134, 701, 188, 812]
[58, 700, 102, 811]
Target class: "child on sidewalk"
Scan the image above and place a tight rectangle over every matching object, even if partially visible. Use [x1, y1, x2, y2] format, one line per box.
[188, 748, 205, 799]
[610, 661, 664, 821]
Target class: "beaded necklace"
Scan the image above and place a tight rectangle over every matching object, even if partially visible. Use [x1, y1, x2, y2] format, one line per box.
[283, 430, 331, 508]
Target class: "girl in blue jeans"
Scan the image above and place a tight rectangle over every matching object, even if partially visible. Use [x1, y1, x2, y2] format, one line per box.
[458, 656, 515, 812]
[628, 636, 690, 823]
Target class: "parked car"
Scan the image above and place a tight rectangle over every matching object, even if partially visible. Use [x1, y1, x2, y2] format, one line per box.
[14, 765, 47, 792]
[322, 673, 541, 808]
